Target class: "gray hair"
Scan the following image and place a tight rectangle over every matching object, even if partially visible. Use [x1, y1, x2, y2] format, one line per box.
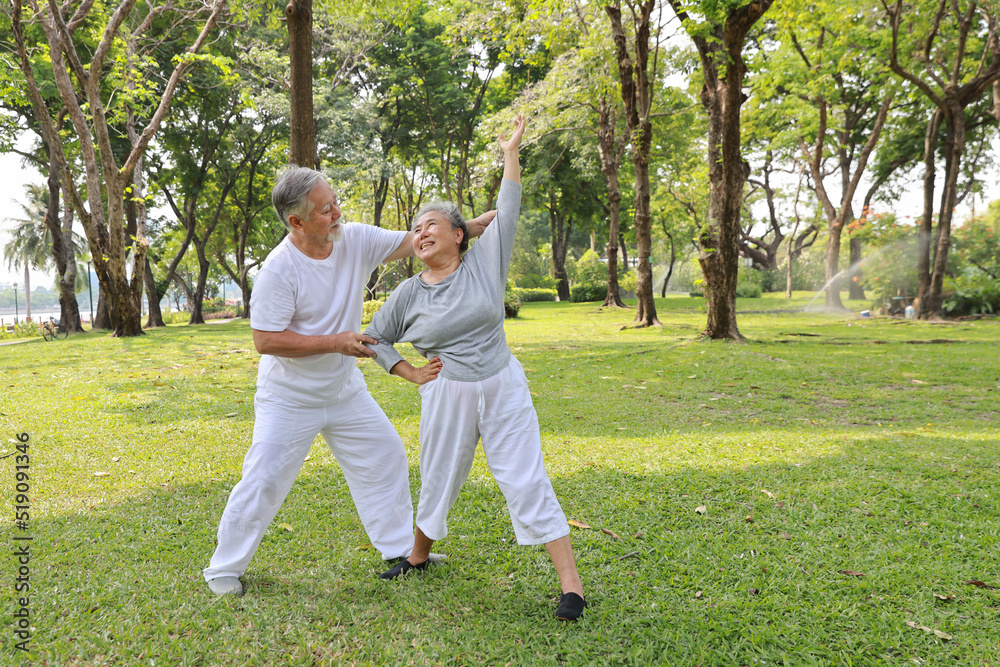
[412, 201, 469, 254]
[272, 166, 326, 230]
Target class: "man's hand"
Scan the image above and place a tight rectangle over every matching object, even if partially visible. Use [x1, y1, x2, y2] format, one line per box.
[331, 332, 378, 358]
[390, 357, 443, 385]
[467, 210, 497, 238]
[253, 328, 377, 358]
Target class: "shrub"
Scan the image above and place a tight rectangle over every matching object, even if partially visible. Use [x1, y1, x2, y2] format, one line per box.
[736, 282, 763, 298]
[0, 317, 41, 340]
[942, 276, 1000, 317]
[570, 283, 607, 302]
[619, 272, 638, 294]
[514, 288, 558, 302]
[362, 298, 385, 325]
[516, 273, 557, 290]
[504, 282, 521, 318]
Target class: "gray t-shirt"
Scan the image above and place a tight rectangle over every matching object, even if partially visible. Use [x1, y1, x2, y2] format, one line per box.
[364, 179, 521, 382]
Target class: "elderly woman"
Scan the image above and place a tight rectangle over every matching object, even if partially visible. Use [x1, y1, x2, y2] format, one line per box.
[363, 116, 586, 621]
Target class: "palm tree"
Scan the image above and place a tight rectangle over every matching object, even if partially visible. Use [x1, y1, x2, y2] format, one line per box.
[3, 184, 86, 320]
[3, 185, 51, 319]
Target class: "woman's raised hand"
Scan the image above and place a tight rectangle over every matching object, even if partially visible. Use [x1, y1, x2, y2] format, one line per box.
[499, 114, 526, 154]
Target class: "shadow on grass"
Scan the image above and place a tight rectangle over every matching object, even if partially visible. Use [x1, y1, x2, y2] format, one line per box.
[25, 429, 1000, 665]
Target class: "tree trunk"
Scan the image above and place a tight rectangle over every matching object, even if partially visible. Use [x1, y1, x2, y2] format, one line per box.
[606, 0, 659, 327]
[144, 256, 165, 328]
[22, 265, 31, 320]
[597, 95, 626, 309]
[93, 289, 112, 330]
[549, 201, 572, 302]
[670, 0, 774, 340]
[660, 231, 676, 298]
[915, 110, 942, 317]
[287, 0, 316, 168]
[924, 103, 966, 317]
[847, 237, 865, 300]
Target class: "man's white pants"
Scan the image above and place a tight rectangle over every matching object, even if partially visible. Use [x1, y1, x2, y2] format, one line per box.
[203, 387, 414, 581]
[416, 357, 569, 546]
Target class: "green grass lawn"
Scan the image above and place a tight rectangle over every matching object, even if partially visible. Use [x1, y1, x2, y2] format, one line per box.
[1, 294, 998, 665]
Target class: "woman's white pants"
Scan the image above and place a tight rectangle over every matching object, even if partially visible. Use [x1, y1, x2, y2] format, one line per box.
[416, 357, 569, 546]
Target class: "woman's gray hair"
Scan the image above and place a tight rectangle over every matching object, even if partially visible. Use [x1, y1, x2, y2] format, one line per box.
[412, 201, 469, 253]
[272, 166, 326, 230]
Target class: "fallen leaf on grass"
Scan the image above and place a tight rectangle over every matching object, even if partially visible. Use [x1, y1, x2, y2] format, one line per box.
[749, 588, 760, 596]
[839, 570, 865, 577]
[112, 456, 120, 462]
[695, 591, 703, 598]
[760, 489, 774, 498]
[277, 523, 294, 532]
[695, 505, 707, 515]
[781, 532, 791, 540]
[906, 621, 952, 641]
[933, 593, 955, 601]
[966, 580, 992, 588]
[600, 527, 622, 540]
[568, 519, 591, 529]
[93, 471, 111, 477]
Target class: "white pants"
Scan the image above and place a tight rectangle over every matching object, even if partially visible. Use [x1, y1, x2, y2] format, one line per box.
[416, 357, 569, 546]
[203, 387, 414, 581]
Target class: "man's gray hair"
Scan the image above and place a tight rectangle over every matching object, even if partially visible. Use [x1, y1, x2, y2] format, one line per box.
[272, 166, 326, 230]
[412, 201, 469, 253]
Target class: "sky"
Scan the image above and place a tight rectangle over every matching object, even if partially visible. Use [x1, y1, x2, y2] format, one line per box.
[1, 129, 998, 289]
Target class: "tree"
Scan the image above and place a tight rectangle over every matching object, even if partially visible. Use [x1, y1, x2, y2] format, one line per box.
[770, 2, 895, 310]
[667, 0, 774, 340]
[606, 0, 662, 327]
[10, 0, 227, 337]
[287, 0, 316, 167]
[882, 0, 1000, 318]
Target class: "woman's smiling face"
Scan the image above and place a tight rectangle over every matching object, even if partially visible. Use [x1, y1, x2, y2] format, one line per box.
[412, 211, 464, 265]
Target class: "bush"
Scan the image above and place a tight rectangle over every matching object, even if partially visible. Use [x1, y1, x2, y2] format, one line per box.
[160, 308, 189, 325]
[362, 298, 385, 325]
[514, 288, 558, 302]
[515, 273, 557, 290]
[619, 272, 638, 294]
[504, 282, 521, 318]
[942, 277, 1000, 317]
[736, 265, 763, 298]
[0, 317, 41, 340]
[205, 309, 238, 320]
[570, 283, 607, 302]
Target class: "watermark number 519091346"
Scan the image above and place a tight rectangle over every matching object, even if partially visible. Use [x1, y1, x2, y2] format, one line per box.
[10, 432, 33, 653]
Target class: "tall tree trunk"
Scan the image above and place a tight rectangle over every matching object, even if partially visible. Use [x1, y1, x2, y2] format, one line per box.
[287, 0, 316, 168]
[670, 0, 774, 340]
[144, 256, 165, 328]
[924, 103, 966, 317]
[597, 95, 626, 308]
[549, 201, 572, 302]
[606, 0, 660, 327]
[660, 231, 676, 298]
[22, 265, 31, 320]
[914, 110, 941, 316]
[847, 237, 865, 300]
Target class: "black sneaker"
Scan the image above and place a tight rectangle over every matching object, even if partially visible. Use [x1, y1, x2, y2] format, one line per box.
[555, 592, 587, 621]
[379, 558, 429, 580]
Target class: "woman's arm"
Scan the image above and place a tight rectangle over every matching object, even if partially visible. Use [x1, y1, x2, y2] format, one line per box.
[499, 115, 525, 184]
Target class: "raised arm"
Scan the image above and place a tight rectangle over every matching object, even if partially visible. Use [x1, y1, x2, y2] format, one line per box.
[382, 210, 497, 263]
[499, 115, 525, 184]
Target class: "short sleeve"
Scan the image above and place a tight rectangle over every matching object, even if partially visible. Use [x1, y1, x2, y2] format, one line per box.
[250, 266, 296, 332]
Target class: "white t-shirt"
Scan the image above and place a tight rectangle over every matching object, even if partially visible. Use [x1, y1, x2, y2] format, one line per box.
[250, 223, 406, 407]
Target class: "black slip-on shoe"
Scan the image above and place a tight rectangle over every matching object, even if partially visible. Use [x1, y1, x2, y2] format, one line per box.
[555, 592, 587, 621]
[379, 558, 429, 580]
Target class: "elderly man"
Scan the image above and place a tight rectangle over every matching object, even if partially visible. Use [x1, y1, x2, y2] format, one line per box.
[203, 166, 493, 597]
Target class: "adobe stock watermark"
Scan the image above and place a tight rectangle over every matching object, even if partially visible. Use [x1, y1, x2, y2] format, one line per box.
[7, 432, 33, 653]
